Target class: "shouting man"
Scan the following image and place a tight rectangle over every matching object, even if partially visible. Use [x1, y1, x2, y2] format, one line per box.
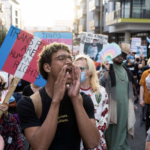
[17, 43, 99, 150]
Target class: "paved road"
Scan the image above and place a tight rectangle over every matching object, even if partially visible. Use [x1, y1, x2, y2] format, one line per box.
[23, 103, 146, 150]
[129, 103, 146, 150]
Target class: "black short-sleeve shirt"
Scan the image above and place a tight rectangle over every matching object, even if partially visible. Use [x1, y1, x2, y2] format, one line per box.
[17, 87, 95, 150]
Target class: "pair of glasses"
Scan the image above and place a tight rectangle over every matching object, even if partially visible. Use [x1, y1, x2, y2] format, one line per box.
[53, 55, 73, 63]
[76, 67, 89, 71]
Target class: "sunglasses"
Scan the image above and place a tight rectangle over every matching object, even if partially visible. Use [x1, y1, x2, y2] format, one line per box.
[76, 67, 89, 71]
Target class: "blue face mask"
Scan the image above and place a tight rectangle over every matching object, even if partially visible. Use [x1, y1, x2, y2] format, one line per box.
[130, 59, 135, 63]
[81, 72, 88, 83]
[93, 43, 97, 46]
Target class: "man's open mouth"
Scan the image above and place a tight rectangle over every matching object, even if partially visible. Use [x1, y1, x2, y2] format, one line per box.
[66, 67, 72, 78]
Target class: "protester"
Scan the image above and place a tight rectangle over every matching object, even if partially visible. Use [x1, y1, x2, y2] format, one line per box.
[74, 54, 108, 150]
[142, 58, 150, 73]
[146, 128, 150, 150]
[17, 43, 100, 150]
[22, 83, 41, 97]
[139, 67, 150, 132]
[126, 54, 145, 79]
[0, 71, 9, 88]
[100, 53, 136, 150]
[12, 78, 30, 103]
[0, 73, 23, 150]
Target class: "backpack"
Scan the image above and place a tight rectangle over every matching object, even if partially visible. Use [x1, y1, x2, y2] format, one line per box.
[30, 91, 83, 119]
[30, 91, 42, 119]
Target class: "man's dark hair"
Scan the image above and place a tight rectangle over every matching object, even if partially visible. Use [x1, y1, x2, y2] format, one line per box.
[38, 42, 71, 80]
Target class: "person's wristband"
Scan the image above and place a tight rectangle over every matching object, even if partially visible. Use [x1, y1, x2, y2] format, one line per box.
[106, 70, 109, 71]
[142, 59, 145, 61]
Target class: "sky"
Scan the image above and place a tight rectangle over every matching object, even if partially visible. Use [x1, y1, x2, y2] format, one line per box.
[20, 0, 74, 27]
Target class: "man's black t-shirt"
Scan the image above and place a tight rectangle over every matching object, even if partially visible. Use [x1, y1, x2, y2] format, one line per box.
[22, 85, 34, 96]
[17, 87, 95, 150]
[126, 63, 138, 77]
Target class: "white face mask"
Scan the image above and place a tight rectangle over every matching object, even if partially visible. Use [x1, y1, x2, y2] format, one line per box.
[130, 59, 135, 64]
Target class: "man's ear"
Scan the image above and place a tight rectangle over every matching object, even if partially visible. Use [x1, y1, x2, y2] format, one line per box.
[43, 63, 51, 73]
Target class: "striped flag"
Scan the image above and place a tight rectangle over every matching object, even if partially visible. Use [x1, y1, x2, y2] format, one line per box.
[0, 25, 48, 87]
[34, 32, 73, 53]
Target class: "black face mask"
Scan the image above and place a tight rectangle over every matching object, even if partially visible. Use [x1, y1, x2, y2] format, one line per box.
[136, 58, 140, 62]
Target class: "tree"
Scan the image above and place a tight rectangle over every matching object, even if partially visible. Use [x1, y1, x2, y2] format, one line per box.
[0, 25, 7, 46]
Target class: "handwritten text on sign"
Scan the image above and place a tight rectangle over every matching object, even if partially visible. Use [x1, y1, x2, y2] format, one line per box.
[34, 32, 73, 52]
[0, 26, 48, 87]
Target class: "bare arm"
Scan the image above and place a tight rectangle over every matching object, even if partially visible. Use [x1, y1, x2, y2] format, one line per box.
[25, 101, 60, 150]
[140, 85, 145, 107]
[72, 97, 99, 149]
[24, 66, 69, 150]
[138, 55, 145, 69]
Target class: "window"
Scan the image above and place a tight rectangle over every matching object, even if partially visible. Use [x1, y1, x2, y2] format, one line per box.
[15, 18, 18, 24]
[15, 10, 18, 17]
[133, 0, 145, 6]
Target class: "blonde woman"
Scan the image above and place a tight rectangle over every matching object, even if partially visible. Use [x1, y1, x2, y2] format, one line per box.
[74, 54, 109, 150]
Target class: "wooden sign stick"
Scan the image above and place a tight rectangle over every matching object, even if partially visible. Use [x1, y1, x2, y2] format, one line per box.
[0, 77, 20, 118]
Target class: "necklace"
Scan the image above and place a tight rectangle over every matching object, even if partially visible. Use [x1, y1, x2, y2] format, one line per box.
[113, 65, 123, 74]
[114, 68, 126, 83]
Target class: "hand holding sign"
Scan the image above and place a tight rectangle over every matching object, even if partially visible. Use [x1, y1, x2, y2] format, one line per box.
[97, 43, 121, 63]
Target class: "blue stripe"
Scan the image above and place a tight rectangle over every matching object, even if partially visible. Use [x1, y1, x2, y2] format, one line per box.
[0, 25, 21, 70]
[34, 75, 46, 87]
[34, 32, 72, 39]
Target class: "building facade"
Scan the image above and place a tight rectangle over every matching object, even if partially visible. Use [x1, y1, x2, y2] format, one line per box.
[72, 0, 150, 50]
[105, 0, 150, 46]
[1, 0, 23, 30]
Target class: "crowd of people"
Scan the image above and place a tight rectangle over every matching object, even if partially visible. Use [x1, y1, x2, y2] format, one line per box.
[0, 42, 149, 150]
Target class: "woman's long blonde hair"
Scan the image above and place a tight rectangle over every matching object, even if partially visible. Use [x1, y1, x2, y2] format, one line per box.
[74, 54, 99, 93]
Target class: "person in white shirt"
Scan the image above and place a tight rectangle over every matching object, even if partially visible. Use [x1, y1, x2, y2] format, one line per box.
[74, 54, 109, 150]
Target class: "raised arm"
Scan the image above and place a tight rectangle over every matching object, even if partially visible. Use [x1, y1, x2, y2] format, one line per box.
[68, 66, 99, 149]
[20, 66, 69, 150]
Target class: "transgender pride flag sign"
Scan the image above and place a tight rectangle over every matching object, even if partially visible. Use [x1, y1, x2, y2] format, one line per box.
[0, 25, 49, 87]
[34, 32, 73, 53]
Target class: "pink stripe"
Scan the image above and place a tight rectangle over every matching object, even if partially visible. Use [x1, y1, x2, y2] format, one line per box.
[2, 30, 32, 75]
[22, 40, 48, 83]
[41, 38, 72, 45]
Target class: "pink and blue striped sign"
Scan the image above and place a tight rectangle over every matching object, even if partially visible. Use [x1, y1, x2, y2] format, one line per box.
[0, 25, 49, 87]
[34, 32, 73, 53]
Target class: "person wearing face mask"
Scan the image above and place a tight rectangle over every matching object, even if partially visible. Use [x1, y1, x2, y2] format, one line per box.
[74, 54, 109, 150]
[87, 39, 98, 61]
[126, 54, 145, 101]
[126, 54, 145, 79]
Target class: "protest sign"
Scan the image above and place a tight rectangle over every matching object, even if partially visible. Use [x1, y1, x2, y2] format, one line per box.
[73, 45, 79, 56]
[130, 38, 141, 52]
[79, 32, 108, 61]
[34, 32, 73, 53]
[137, 46, 147, 57]
[98, 43, 122, 63]
[0, 25, 48, 87]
